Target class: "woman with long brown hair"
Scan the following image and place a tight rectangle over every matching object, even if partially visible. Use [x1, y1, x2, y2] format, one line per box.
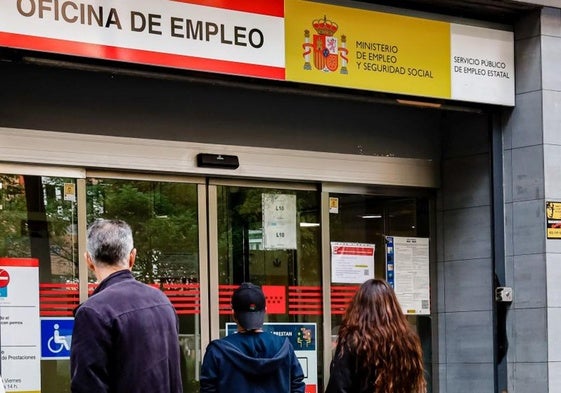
[325, 279, 426, 393]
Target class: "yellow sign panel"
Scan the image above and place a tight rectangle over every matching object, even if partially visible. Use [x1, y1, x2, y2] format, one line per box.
[546, 201, 561, 239]
[329, 197, 339, 213]
[63, 182, 76, 202]
[285, 0, 451, 98]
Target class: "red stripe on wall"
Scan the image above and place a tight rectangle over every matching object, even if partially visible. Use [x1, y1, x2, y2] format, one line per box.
[169, 0, 284, 17]
[0, 33, 285, 80]
[0, 257, 39, 267]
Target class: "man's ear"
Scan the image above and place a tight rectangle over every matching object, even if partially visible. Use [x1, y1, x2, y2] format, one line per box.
[128, 248, 137, 270]
[85, 252, 96, 273]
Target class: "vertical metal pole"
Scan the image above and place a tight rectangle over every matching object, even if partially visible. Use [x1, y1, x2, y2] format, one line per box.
[207, 184, 220, 341]
[321, 190, 332, 390]
[197, 183, 210, 368]
[77, 178, 88, 303]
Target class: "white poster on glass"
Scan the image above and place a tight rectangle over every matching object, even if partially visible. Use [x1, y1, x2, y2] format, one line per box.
[385, 236, 430, 315]
[331, 242, 375, 284]
[0, 258, 41, 393]
[262, 194, 297, 250]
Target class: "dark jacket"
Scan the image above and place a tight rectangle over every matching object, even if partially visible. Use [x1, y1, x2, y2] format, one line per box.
[200, 331, 305, 393]
[325, 343, 373, 393]
[70, 270, 183, 393]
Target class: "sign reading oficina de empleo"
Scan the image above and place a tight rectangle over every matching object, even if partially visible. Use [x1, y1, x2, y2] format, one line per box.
[0, 0, 513, 106]
[0, 258, 41, 393]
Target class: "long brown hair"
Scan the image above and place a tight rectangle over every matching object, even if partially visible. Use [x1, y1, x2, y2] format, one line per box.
[336, 279, 426, 393]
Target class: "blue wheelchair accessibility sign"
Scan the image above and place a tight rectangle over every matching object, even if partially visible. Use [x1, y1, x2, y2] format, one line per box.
[41, 318, 74, 359]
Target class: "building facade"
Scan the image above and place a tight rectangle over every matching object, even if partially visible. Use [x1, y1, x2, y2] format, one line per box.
[0, 1, 560, 392]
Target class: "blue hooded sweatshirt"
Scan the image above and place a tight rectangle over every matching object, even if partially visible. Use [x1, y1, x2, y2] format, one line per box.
[200, 331, 305, 393]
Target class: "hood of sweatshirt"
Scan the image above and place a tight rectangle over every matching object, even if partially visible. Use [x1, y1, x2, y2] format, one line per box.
[209, 336, 292, 376]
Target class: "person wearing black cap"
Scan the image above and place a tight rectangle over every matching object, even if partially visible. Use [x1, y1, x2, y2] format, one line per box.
[200, 282, 305, 393]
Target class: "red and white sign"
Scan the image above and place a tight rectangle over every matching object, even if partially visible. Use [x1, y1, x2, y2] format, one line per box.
[331, 242, 375, 284]
[0, 0, 285, 79]
[0, 257, 41, 393]
[0, 269, 10, 288]
[0, 0, 516, 106]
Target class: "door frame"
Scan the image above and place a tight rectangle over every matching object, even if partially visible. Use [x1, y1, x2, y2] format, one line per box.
[322, 182, 436, 390]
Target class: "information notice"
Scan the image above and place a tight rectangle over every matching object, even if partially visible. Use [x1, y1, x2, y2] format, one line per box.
[385, 237, 430, 315]
[546, 201, 561, 239]
[262, 194, 297, 250]
[0, 258, 41, 393]
[331, 242, 375, 284]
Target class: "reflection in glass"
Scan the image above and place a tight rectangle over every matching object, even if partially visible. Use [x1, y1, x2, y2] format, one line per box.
[216, 186, 324, 389]
[329, 194, 432, 392]
[86, 178, 200, 392]
[0, 174, 79, 393]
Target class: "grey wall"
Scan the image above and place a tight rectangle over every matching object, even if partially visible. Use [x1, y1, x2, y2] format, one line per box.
[0, 60, 443, 160]
[503, 7, 561, 393]
[542, 8, 561, 391]
[436, 111, 494, 393]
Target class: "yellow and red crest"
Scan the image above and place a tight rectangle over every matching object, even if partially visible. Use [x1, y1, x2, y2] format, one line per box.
[303, 16, 348, 74]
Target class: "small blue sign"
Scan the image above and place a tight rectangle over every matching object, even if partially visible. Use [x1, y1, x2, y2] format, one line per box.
[386, 236, 395, 288]
[41, 318, 74, 359]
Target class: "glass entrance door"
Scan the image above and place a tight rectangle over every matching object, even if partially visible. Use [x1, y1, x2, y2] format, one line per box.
[209, 180, 324, 390]
[327, 191, 433, 392]
[0, 167, 81, 393]
[85, 174, 205, 392]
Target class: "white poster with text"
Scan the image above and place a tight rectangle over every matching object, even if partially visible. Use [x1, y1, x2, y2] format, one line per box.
[0, 258, 41, 393]
[262, 194, 297, 250]
[331, 242, 375, 284]
[385, 237, 430, 315]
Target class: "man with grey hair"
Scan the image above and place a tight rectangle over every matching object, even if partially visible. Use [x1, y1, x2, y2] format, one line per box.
[70, 219, 183, 393]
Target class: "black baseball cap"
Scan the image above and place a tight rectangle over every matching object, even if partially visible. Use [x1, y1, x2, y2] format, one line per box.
[231, 283, 266, 330]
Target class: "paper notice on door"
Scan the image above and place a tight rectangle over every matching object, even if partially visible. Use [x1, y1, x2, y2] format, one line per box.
[0, 258, 41, 393]
[386, 236, 430, 315]
[331, 242, 375, 284]
[262, 194, 297, 250]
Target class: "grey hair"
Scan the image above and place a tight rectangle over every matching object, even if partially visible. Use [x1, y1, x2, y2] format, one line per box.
[86, 219, 134, 267]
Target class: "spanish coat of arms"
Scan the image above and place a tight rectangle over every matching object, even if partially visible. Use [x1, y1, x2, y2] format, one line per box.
[302, 16, 348, 74]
